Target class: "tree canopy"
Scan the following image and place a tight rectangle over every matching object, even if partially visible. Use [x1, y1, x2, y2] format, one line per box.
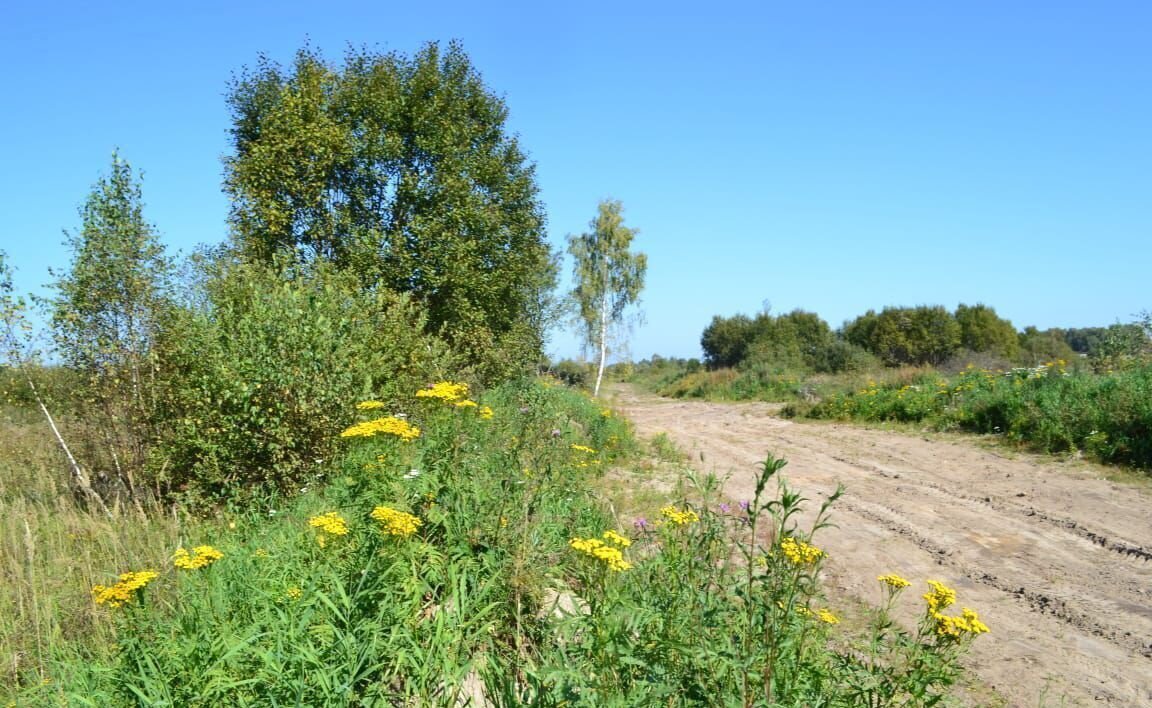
[224, 41, 556, 375]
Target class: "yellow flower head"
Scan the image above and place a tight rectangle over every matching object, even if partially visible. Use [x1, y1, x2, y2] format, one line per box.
[779, 536, 825, 565]
[479, 405, 494, 420]
[92, 570, 159, 608]
[960, 607, 990, 634]
[454, 399, 478, 408]
[570, 536, 632, 571]
[415, 381, 469, 403]
[340, 416, 421, 441]
[923, 580, 957, 612]
[817, 608, 840, 625]
[371, 506, 422, 537]
[308, 512, 350, 545]
[660, 505, 700, 526]
[356, 400, 386, 410]
[602, 530, 632, 548]
[877, 573, 911, 589]
[173, 545, 224, 570]
[570, 444, 597, 454]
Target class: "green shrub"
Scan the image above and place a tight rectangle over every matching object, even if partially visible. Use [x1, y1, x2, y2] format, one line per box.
[153, 259, 455, 506]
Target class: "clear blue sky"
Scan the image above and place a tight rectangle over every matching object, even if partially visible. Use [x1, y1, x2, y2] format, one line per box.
[2, 1, 1149, 360]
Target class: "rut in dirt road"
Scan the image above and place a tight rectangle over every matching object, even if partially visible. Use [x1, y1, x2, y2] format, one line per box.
[612, 385, 1152, 708]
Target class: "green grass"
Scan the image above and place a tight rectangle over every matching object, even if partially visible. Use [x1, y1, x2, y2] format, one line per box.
[796, 362, 1152, 470]
[3, 379, 988, 706]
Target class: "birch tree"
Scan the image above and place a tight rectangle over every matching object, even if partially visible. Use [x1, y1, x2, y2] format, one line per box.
[568, 199, 647, 397]
[51, 153, 173, 500]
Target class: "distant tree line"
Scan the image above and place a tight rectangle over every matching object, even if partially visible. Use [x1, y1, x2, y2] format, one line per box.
[701, 303, 1151, 372]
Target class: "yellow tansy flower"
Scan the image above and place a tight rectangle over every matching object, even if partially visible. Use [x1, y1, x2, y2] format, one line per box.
[92, 570, 159, 608]
[340, 416, 421, 441]
[415, 381, 469, 403]
[173, 545, 224, 570]
[371, 506, 422, 537]
[877, 573, 911, 589]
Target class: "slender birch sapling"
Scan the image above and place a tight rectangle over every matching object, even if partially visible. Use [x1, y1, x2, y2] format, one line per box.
[567, 200, 647, 397]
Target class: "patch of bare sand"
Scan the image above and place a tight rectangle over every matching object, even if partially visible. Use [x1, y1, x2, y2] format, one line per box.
[610, 384, 1152, 707]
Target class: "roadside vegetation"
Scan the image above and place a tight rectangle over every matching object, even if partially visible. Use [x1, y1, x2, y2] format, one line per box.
[1, 378, 991, 705]
[622, 305, 1152, 471]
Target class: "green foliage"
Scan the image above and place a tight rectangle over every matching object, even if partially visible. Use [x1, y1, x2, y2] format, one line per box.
[0, 250, 28, 369]
[700, 313, 754, 369]
[955, 303, 1020, 359]
[844, 306, 961, 367]
[1089, 322, 1151, 372]
[153, 257, 454, 505]
[49, 154, 175, 498]
[224, 41, 556, 377]
[806, 362, 1152, 470]
[1016, 326, 1077, 366]
[568, 199, 647, 397]
[701, 309, 868, 377]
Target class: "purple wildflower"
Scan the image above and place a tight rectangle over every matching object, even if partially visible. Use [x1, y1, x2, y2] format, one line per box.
[719, 503, 731, 514]
[633, 517, 649, 532]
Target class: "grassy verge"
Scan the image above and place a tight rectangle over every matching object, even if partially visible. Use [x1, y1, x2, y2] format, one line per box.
[4, 379, 988, 705]
[790, 362, 1152, 470]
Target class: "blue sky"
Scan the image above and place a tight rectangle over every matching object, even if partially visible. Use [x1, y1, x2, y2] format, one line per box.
[2, 1, 1149, 360]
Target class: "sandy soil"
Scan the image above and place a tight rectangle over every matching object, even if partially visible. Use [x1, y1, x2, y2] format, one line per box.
[611, 384, 1152, 707]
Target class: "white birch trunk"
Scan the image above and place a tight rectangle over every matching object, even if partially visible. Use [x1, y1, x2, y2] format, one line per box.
[594, 293, 609, 398]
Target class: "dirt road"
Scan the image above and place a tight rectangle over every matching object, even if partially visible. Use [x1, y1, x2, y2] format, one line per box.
[612, 385, 1152, 707]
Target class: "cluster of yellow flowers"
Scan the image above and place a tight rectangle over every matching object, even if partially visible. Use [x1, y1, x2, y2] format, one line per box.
[660, 505, 700, 526]
[309, 512, 349, 536]
[309, 512, 350, 546]
[877, 573, 911, 589]
[173, 545, 224, 570]
[779, 536, 825, 566]
[922, 579, 957, 611]
[92, 570, 159, 608]
[791, 604, 840, 625]
[340, 416, 421, 441]
[453, 399, 495, 419]
[570, 533, 632, 571]
[416, 381, 469, 403]
[801, 607, 840, 624]
[601, 530, 632, 548]
[933, 607, 991, 637]
[570, 444, 597, 454]
[356, 400, 386, 410]
[922, 579, 990, 637]
[371, 506, 422, 537]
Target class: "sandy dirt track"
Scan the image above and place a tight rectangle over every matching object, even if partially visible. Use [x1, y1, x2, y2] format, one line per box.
[611, 385, 1152, 707]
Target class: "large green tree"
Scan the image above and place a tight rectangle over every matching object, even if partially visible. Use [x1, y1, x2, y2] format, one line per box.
[224, 41, 555, 376]
[568, 199, 647, 397]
